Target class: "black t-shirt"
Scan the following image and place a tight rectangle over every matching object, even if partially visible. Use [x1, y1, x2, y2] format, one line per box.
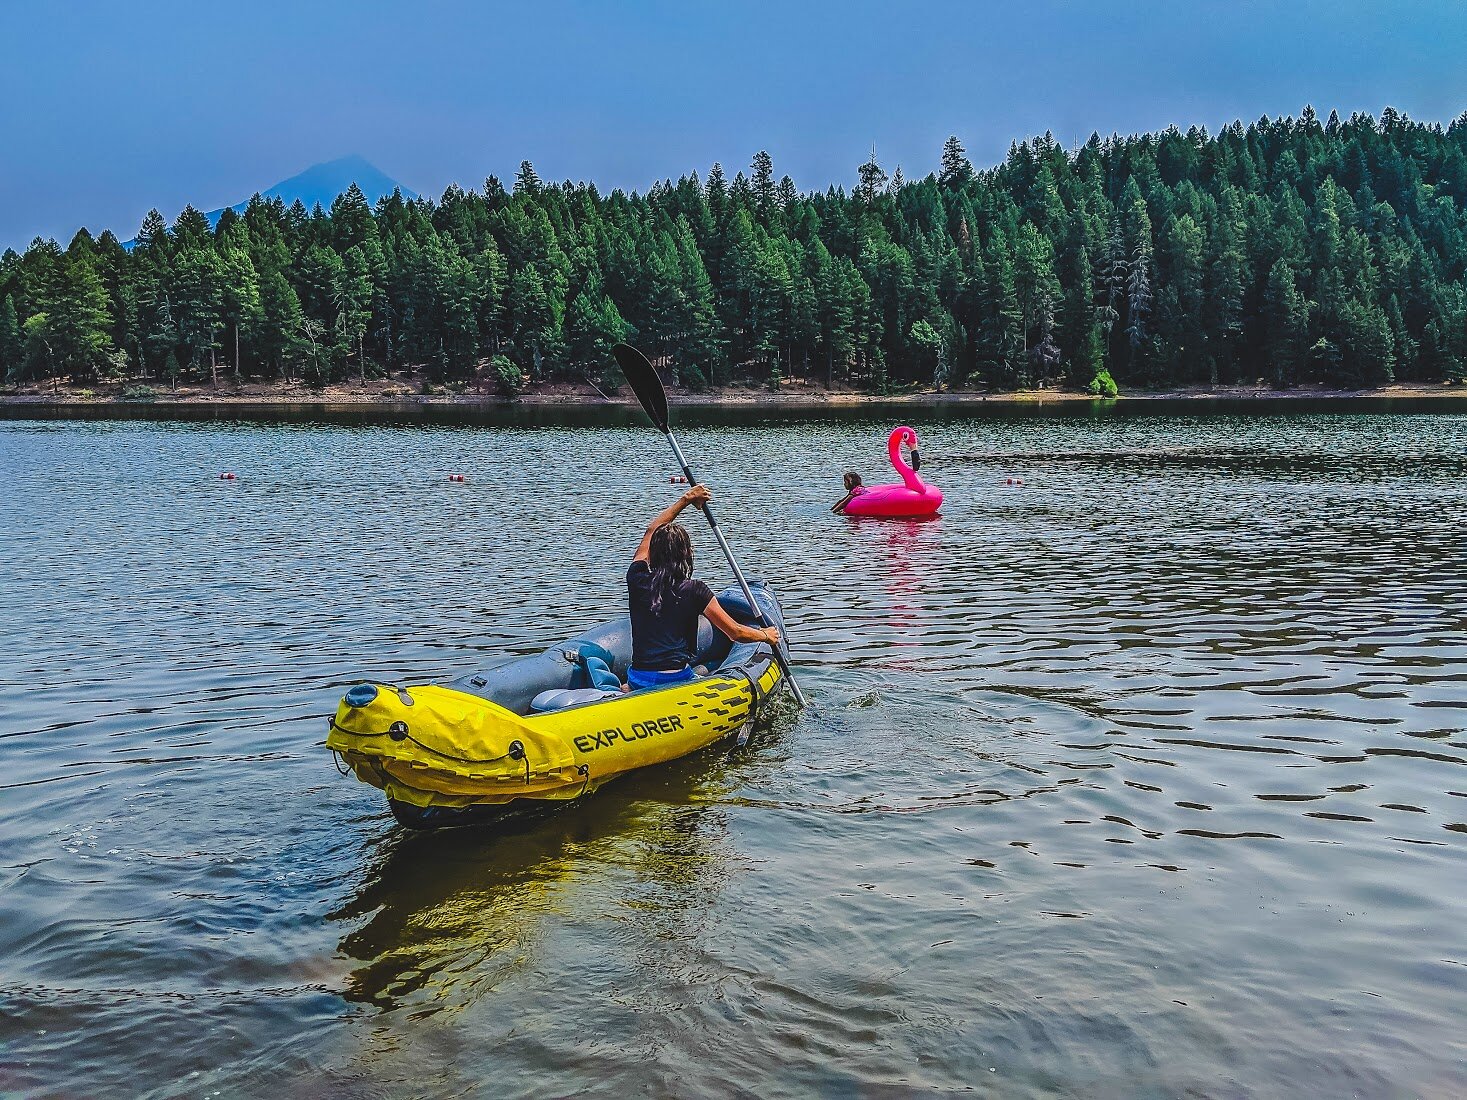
[627, 560, 715, 670]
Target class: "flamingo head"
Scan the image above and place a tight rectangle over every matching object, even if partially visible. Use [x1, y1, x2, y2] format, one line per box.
[887, 426, 924, 479]
[896, 426, 920, 470]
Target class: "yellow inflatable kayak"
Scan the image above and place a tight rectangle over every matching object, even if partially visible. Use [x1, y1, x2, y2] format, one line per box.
[326, 582, 790, 828]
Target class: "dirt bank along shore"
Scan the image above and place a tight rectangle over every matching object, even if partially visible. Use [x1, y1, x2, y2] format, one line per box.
[2, 376, 1463, 409]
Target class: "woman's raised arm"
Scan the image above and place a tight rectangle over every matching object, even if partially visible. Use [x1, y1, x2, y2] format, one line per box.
[633, 485, 710, 562]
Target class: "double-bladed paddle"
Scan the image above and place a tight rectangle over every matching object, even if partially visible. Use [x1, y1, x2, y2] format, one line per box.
[612, 343, 808, 709]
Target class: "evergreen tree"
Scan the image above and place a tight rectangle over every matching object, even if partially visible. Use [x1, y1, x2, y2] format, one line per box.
[978, 235, 1024, 387]
[296, 245, 346, 336]
[334, 247, 375, 382]
[28, 254, 113, 383]
[939, 136, 973, 190]
[776, 175, 799, 214]
[1126, 240, 1154, 353]
[141, 286, 178, 380]
[566, 286, 629, 371]
[705, 162, 729, 231]
[1013, 223, 1061, 362]
[750, 151, 778, 225]
[1158, 214, 1206, 382]
[1336, 298, 1395, 386]
[1204, 210, 1247, 384]
[1030, 291, 1061, 384]
[1101, 216, 1127, 338]
[219, 246, 262, 380]
[171, 205, 212, 250]
[514, 161, 542, 196]
[815, 247, 855, 385]
[258, 268, 305, 379]
[1063, 245, 1102, 386]
[439, 251, 482, 375]
[509, 265, 556, 378]
[672, 218, 723, 379]
[1263, 259, 1311, 386]
[135, 209, 170, 259]
[173, 248, 225, 385]
[909, 318, 946, 387]
[857, 148, 888, 204]
[330, 183, 379, 254]
[0, 296, 21, 380]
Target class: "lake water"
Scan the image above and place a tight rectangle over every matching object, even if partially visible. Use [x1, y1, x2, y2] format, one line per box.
[1, 401, 1465, 1098]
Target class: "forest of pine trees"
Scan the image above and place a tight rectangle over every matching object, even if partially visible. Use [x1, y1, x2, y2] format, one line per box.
[4, 107, 1467, 396]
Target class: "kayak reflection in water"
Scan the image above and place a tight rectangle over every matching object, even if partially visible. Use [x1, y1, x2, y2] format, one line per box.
[627, 485, 781, 691]
[831, 470, 865, 514]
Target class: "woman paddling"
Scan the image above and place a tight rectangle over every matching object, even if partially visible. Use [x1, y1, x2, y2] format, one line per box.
[628, 486, 781, 691]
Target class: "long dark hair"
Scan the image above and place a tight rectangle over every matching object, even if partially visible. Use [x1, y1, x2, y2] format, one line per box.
[648, 522, 694, 615]
[832, 470, 864, 513]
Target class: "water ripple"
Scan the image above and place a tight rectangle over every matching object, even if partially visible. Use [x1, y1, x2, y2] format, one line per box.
[0, 407, 1464, 1096]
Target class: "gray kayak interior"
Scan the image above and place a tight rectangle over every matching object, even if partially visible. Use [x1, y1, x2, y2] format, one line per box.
[447, 580, 788, 716]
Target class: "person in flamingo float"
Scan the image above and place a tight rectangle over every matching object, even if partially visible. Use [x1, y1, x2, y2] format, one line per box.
[830, 471, 864, 513]
[833, 426, 943, 518]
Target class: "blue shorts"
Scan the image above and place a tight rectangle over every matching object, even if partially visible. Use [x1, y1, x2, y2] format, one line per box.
[627, 666, 696, 691]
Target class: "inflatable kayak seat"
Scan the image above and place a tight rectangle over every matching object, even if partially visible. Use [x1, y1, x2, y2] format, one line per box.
[530, 686, 623, 712]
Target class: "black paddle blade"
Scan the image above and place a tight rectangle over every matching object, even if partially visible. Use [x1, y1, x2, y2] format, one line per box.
[613, 343, 669, 431]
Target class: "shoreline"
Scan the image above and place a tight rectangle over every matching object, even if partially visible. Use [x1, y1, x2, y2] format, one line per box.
[2, 379, 1464, 410]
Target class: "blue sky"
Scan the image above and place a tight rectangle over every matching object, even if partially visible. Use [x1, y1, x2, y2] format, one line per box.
[2, 0, 1464, 249]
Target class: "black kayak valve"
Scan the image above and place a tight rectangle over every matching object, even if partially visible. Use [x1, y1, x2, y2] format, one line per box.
[344, 683, 378, 708]
[388, 721, 409, 741]
[508, 740, 525, 761]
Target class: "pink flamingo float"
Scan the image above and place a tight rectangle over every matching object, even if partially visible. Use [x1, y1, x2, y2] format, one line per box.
[842, 426, 943, 518]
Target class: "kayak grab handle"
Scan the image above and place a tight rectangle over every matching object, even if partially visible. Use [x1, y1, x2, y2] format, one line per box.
[345, 684, 378, 708]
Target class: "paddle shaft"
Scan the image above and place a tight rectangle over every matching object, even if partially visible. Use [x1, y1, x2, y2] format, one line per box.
[661, 430, 808, 708]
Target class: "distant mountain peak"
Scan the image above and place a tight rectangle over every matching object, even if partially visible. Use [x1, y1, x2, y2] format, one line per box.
[248, 155, 416, 211]
[316, 153, 379, 171]
[124, 156, 415, 245]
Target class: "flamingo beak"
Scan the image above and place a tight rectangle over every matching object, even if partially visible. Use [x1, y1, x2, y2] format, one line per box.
[910, 447, 921, 471]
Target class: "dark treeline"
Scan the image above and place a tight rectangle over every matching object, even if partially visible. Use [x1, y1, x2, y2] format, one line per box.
[4, 106, 1467, 396]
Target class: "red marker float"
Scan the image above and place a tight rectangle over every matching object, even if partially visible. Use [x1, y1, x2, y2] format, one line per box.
[448, 474, 467, 482]
[219, 472, 237, 480]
